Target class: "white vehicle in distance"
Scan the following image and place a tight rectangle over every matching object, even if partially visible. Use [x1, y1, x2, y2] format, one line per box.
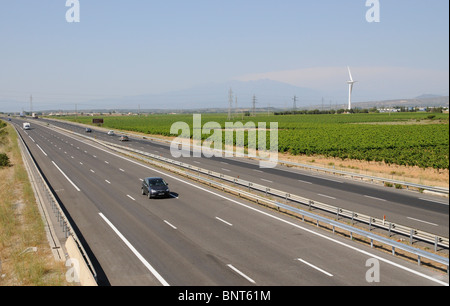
[107, 130, 115, 136]
[23, 122, 31, 130]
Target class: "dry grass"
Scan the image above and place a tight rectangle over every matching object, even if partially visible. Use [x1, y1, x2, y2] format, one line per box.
[0, 122, 68, 286]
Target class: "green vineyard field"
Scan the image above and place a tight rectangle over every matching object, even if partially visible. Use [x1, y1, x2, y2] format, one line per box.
[59, 112, 449, 170]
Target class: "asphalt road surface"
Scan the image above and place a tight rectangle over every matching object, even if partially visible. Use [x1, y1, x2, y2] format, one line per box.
[6, 118, 449, 286]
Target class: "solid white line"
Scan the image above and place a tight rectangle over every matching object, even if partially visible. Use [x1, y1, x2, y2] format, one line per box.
[317, 193, 336, 200]
[35, 144, 48, 156]
[52, 161, 80, 192]
[215, 217, 233, 226]
[98, 213, 169, 286]
[297, 258, 333, 277]
[127, 195, 135, 201]
[407, 217, 438, 227]
[364, 195, 386, 202]
[53, 127, 449, 286]
[419, 198, 449, 206]
[164, 220, 177, 229]
[227, 265, 255, 284]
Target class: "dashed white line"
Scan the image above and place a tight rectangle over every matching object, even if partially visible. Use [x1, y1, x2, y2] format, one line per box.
[298, 179, 312, 184]
[215, 217, 233, 226]
[164, 220, 177, 230]
[36, 144, 48, 156]
[90, 169, 95, 173]
[227, 264, 255, 284]
[105, 180, 111, 184]
[317, 193, 336, 200]
[52, 161, 80, 192]
[364, 195, 386, 202]
[221, 168, 231, 172]
[260, 178, 273, 183]
[127, 195, 135, 201]
[99, 213, 169, 286]
[297, 258, 333, 277]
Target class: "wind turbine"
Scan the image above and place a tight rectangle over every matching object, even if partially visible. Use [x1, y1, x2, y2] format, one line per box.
[346, 66, 357, 111]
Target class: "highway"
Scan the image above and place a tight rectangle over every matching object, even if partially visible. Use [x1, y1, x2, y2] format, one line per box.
[42, 117, 449, 237]
[6, 117, 449, 286]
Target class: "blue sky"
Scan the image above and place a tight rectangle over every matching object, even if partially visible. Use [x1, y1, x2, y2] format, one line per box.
[0, 0, 448, 111]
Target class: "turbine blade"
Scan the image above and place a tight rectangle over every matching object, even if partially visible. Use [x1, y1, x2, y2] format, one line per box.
[347, 66, 354, 82]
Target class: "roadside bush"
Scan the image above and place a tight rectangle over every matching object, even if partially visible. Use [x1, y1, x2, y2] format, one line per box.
[0, 153, 10, 167]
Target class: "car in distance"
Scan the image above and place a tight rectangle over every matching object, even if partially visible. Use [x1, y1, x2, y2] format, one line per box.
[85, 128, 92, 133]
[107, 130, 115, 136]
[141, 177, 170, 199]
[119, 135, 129, 141]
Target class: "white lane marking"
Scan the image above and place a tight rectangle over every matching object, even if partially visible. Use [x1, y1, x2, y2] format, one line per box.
[253, 169, 263, 173]
[164, 220, 177, 230]
[99, 213, 169, 286]
[52, 161, 80, 192]
[297, 258, 333, 277]
[221, 168, 231, 172]
[119, 168, 125, 172]
[298, 179, 312, 184]
[215, 217, 233, 227]
[29, 136, 35, 143]
[36, 144, 48, 156]
[419, 198, 449, 206]
[317, 193, 336, 200]
[105, 180, 111, 184]
[53, 126, 449, 286]
[260, 178, 273, 183]
[406, 217, 438, 227]
[364, 195, 386, 202]
[227, 264, 255, 284]
[127, 195, 135, 201]
[105, 161, 109, 164]
[90, 169, 95, 173]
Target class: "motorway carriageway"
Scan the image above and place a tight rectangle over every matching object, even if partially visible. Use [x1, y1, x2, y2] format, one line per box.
[10, 118, 449, 286]
[44, 118, 449, 237]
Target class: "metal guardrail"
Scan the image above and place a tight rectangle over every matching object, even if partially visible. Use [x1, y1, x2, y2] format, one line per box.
[43, 117, 450, 196]
[104, 142, 449, 251]
[13, 123, 98, 283]
[32, 120, 450, 273]
[96, 140, 450, 274]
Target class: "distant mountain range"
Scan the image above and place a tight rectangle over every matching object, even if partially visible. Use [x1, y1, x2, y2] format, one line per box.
[84, 79, 326, 111]
[1, 79, 448, 113]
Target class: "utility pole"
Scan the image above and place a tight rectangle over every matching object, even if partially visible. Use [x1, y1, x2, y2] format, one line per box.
[252, 94, 257, 117]
[228, 88, 233, 120]
[293, 95, 297, 111]
[30, 94, 33, 116]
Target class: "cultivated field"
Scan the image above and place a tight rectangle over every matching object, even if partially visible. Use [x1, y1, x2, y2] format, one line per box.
[58, 112, 449, 186]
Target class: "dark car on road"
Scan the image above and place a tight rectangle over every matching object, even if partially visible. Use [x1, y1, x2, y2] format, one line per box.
[141, 177, 170, 199]
[119, 135, 129, 141]
[85, 128, 92, 133]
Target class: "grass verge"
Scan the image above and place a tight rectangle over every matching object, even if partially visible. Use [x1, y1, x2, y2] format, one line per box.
[0, 121, 68, 286]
